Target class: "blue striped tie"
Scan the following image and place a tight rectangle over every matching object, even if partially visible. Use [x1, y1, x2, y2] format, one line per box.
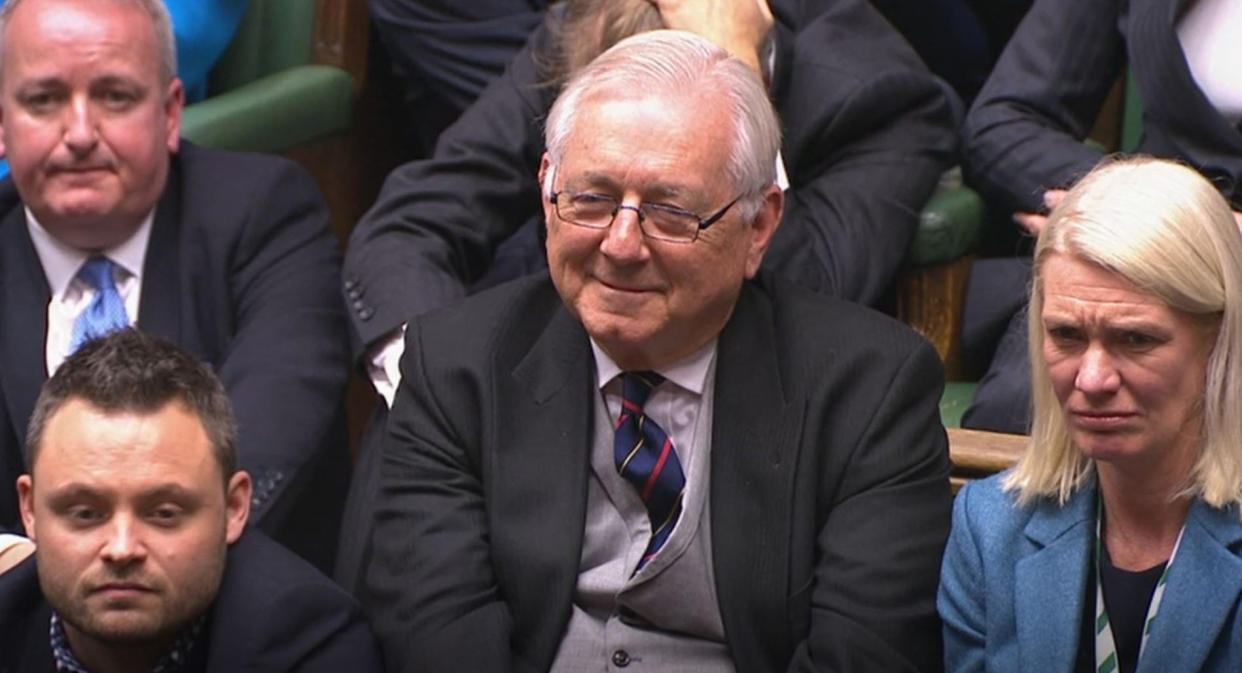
[70, 257, 129, 353]
[614, 371, 685, 569]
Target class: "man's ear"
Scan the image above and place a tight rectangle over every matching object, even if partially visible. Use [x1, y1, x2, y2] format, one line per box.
[743, 183, 783, 278]
[16, 474, 35, 541]
[223, 471, 251, 545]
[539, 153, 555, 226]
[164, 77, 185, 154]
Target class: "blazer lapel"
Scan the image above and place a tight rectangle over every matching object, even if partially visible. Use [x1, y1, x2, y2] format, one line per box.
[1015, 486, 1094, 673]
[135, 161, 181, 344]
[0, 209, 51, 459]
[1137, 502, 1242, 673]
[495, 299, 594, 666]
[709, 283, 803, 667]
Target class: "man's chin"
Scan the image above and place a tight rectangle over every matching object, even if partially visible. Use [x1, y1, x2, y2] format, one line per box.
[64, 604, 196, 648]
[36, 202, 140, 250]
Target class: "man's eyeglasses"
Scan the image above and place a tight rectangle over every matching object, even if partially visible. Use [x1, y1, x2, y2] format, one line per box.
[549, 189, 742, 244]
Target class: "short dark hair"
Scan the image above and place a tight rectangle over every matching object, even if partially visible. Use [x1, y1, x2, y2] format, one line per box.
[26, 329, 237, 482]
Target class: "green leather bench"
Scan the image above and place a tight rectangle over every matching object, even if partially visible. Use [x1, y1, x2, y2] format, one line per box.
[180, 0, 356, 153]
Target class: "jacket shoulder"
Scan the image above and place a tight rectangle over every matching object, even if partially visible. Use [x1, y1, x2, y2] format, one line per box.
[407, 274, 567, 366]
[951, 473, 1044, 553]
[206, 532, 381, 671]
[172, 143, 318, 203]
[754, 270, 938, 371]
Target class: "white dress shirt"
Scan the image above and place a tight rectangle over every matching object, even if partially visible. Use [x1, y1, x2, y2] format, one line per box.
[27, 209, 154, 376]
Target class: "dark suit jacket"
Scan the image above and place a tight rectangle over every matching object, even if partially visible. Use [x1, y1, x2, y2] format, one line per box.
[343, 0, 957, 352]
[0, 532, 383, 673]
[962, 0, 1242, 214]
[362, 271, 953, 673]
[0, 143, 351, 571]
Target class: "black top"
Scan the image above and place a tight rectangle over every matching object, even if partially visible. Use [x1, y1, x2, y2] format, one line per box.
[1075, 544, 1167, 673]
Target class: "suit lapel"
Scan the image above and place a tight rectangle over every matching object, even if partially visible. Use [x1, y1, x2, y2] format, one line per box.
[1015, 486, 1093, 673]
[709, 284, 803, 667]
[0, 208, 51, 460]
[136, 159, 181, 344]
[1137, 502, 1242, 673]
[495, 299, 594, 665]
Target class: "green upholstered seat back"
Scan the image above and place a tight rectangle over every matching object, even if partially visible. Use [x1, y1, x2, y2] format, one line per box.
[207, 0, 318, 95]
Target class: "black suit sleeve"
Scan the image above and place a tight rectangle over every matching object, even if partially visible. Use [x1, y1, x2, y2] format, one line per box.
[961, 0, 1125, 214]
[208, 534, 384, 673]
[362, 319, 515, 673]
[766, 0, 957, 305]
[791, 340, 951, 672]
[343, 19, 552, 352]
[212, 160, 350, 531]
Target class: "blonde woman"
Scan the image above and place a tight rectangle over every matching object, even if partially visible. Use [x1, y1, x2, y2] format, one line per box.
[940, 157, 1242, 673]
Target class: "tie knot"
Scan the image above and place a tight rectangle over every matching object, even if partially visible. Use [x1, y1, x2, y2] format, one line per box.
[77, 256, 117, 291]
[621, 371, 664, 410]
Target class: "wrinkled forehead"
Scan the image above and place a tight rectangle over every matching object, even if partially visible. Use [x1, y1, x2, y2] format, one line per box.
[559, 84, 732, 161]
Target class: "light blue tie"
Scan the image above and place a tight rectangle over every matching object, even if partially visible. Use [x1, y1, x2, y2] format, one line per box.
[70, 257, 129, 353]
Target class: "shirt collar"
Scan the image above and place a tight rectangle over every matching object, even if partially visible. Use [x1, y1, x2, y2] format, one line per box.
[50, 611, 206, 673]
[26, 208, 155, 300]
[591, 338, 717, 396]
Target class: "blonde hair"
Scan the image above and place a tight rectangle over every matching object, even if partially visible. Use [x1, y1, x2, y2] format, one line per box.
[1005, 156, 1242, 509]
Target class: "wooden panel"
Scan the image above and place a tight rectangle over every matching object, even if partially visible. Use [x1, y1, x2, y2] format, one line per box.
[315, 0, 370, 89]
[947, 427, 1028, 494]
[898, 256, 973, 379]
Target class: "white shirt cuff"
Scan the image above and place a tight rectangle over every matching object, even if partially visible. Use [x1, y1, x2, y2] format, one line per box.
[366, 325, 406, 409]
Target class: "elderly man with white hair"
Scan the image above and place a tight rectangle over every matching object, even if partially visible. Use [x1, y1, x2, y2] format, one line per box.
[362, 29, 952, 673]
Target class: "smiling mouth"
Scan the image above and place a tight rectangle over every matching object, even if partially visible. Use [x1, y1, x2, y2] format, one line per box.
[597, 278, 654, 294]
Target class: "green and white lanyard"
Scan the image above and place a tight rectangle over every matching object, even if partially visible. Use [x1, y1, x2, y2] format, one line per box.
[1093, 496, 1185, 673]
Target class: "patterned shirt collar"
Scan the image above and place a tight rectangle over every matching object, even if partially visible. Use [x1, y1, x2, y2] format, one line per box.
[49, 611, 206, 673]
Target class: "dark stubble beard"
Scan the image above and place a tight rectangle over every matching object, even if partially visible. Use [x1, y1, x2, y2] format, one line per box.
[40, 548, 225, 649]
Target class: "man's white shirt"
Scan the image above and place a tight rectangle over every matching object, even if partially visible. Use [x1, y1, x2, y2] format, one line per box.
[27, 208, 153, 376]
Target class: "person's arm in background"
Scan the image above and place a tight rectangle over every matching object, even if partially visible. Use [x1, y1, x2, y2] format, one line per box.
[344, 17, 556, 402]
[164, 0, 252, 102]
[962, 0, 1124, 218]
[763, 0, 958, 306]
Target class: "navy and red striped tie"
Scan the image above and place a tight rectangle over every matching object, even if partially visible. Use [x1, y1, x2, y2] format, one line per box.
[614, 371, 685, 569]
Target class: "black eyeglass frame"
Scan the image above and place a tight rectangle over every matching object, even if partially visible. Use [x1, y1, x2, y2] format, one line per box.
[548, 188, 743, 244]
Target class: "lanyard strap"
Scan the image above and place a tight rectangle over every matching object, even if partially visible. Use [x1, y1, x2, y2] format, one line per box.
[1094, 495, 1186, 672]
